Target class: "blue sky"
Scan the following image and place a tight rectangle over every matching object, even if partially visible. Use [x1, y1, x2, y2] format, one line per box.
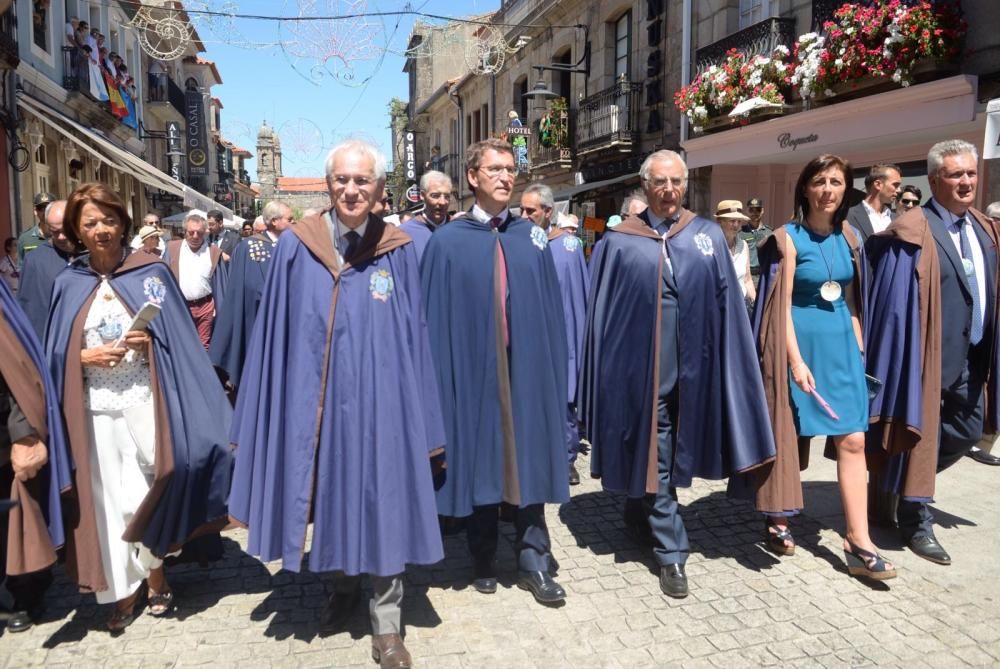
[193, 1, 499, 181]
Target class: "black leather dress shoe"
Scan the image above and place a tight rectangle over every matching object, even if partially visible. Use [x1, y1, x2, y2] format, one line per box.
[969, 449, 1000, 466]
[319, 588, 362, 632]
[472, 560, 497, 594]
[517, 570, 566, 604]
[908, 535, 951, 565]
[659, 563, 689, 598]
[5, 610, 33, 633]
[568, 463, 581, 485]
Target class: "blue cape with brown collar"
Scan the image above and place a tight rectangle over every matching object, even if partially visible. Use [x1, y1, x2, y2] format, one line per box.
[578, 209, 775, 496]
[421, 213, 570, 515]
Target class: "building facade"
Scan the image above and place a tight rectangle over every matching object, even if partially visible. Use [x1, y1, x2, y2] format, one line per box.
[404, 0, 1000, 241]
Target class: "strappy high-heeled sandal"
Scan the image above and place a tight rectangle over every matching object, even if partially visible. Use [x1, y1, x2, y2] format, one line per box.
[844, 540, 897, 580]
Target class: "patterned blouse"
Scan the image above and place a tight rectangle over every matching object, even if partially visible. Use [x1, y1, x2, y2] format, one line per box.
[82, 279, 152, 412]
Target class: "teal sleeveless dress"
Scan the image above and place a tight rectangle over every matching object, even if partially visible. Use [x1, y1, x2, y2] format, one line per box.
[787, 223, 868, 436]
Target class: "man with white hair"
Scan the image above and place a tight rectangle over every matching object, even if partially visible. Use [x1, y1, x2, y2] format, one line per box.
[401, 170, 452, 259]
[209, 201, 293, 389]
[229, 140, 444, 669]
[521, 183, 590, 485]
[252, 216, 266, 234]
[866, 139, 1000, 565]
[162, 213, 229, 348]
[579, 149, 775, 599]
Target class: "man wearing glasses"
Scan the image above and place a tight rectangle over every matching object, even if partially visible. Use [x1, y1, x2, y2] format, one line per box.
[579, 150, 775, 599]
[401, 170, 452, 260]
[421, 138, 570, 605]
[896, 185, 923, 212]
[163, 213, 229, 349]
[229, 140, 445, 669]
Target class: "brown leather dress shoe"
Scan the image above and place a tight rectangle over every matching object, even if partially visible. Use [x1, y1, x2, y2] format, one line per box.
[371, 633, 412, 668]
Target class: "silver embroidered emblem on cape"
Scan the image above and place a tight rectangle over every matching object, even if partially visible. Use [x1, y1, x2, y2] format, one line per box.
[530, 225, 548, 250]
[694, 232, 714, 256]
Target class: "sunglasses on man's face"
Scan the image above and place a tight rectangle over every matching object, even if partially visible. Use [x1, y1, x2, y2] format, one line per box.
[900, 198, 919, 206]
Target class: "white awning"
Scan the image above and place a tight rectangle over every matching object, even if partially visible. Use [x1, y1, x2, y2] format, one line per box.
[17, 92, 185, 197]
[182, 186, 233, 219]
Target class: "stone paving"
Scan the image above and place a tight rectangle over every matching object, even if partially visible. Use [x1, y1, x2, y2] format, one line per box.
[2, 443, 1000, 668]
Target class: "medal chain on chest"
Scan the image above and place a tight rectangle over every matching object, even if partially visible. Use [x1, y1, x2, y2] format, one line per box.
[815, 233, 843, 302]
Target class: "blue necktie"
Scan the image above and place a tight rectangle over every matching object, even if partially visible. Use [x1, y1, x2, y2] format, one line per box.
[958, 217, 983, 345]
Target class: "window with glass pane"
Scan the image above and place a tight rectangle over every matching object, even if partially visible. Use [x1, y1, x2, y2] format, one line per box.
[738, 0, 778, 29]
[615, 12, 631, 79]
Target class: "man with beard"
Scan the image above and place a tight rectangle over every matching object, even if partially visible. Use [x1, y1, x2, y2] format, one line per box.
[520, 184, 589, 485]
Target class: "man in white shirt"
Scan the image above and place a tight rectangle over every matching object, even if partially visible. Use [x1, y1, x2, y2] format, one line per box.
[162, 213, 228, 348]
[846, 163, 901, 241]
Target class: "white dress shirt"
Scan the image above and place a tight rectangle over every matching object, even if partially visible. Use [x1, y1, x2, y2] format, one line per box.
[862, 200, 893, 235]
[470, 204, 510, 226]
[178, 242, 214, 301]
[930, 198, 987, 328]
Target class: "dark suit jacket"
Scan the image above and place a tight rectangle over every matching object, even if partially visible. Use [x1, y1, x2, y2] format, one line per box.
[847, 201, 896, 243]
[211, 228, 240, 256]
[924, 202, 998, 387]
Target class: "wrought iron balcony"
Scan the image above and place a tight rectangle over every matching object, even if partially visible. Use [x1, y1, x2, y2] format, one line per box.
[531, 109, 573, 170]
[695, 16, 797, 74]
[238, 169, 252, 186]
[575, 78, 642, 156]
[147, 72, 186, 118]
[532, 145, 573, 170]
[0, 9, 18, 68]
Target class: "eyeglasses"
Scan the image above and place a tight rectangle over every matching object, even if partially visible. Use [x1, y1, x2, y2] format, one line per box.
[331, 175, 376, 188]
[479, 166, 518, 179]
[644, 176, 685, 190]
[899, 198, 919, 206]
[185, 229, 205, 237]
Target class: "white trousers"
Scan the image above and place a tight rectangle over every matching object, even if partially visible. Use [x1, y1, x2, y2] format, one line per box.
[88, 402, 161, 604]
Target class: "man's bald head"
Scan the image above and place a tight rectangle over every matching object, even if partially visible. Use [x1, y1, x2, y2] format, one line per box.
[45, 200, 76, 253]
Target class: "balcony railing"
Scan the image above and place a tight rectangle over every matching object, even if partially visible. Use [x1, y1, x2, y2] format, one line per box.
[238, 169, 252, 186]
[532, 145, 573, 170]
[147, 72, 186, 118]
[0, 9, 18, 68]
[695, 16, 797, 73]
[575, 78, 642, 155]
[811, 0, 843, 32]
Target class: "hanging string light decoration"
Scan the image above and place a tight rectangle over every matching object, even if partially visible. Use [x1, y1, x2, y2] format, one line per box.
[129, 4, 195, 61]
[279, 0, 384, 85]
[278, 118, 326, 160]
[463, 25, 530, 76]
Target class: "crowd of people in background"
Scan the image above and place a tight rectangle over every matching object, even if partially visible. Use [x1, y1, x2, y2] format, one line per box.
[1, 136, 999, 669]
[64, 17, 138, 128]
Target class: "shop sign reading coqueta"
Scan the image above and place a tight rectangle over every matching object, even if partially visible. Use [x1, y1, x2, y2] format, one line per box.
[777, 132, 819, 151]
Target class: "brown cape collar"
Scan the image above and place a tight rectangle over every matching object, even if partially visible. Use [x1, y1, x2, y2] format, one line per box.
[615, 208, 698, 241]
[293, 209, 411, 278]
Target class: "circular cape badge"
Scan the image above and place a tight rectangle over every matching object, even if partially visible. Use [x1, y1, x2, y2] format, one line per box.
[530, 225, 548, 250]
[369, 269, 394, 302]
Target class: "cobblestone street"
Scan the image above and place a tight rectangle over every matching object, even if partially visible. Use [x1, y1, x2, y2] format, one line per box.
[3, 444, 999, 668]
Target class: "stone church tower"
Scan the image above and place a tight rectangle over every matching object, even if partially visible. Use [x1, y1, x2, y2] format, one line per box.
[256, 121, 282, 200]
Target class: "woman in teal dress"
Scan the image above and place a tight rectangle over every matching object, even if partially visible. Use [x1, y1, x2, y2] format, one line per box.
[753, 154, 894, 580]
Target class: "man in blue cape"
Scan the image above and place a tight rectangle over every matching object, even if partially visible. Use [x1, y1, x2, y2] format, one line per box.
[17, 200, 80, 339]
[209, 200, 292, 389]
[229, 140, 444, 669]
[0, 279, 71, 633]
[421, 138, 570, 605]
[400, 170, 452, 261]
[520, 183, 590, 485]
[579, 150, 775, 599]
[866, 139, 999, 566]
[45, 248, 233, 600]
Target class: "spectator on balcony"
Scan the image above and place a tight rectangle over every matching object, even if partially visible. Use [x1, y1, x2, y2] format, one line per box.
[206, 210, 240, 258]
[521, 184, 590, 487]
[401, 170, 451, 260]
[162, 213, 229, 349]
[896, 184, 923, 213]
[847, 163, 901, 242]
[421, 138, 570, 606]
[580, 150, 775, 600]
[64, 17, 78, 48]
